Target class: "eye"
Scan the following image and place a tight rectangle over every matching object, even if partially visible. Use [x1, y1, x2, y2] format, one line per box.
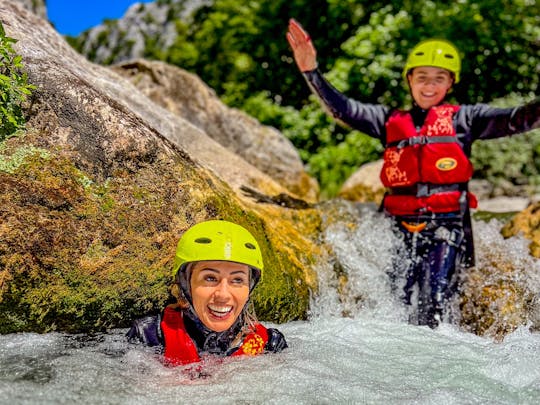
[204, 275, 218, 283]
[232, 276, 249, 285]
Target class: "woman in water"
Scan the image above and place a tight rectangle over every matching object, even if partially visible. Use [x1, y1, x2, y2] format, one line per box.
[127, 219, 287, 365]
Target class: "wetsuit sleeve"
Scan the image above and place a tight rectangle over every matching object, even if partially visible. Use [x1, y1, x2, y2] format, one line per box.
[126, 314, 163, 347]
[459, 97, 540, 141]
[302, 69, 389, 140]
[265, 328, 288, 353]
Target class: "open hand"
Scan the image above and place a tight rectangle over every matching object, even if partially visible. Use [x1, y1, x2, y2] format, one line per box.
[286, 18, 318, 72]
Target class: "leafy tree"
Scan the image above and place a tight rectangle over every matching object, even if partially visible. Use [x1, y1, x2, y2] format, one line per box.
[0, 22, 35, 140]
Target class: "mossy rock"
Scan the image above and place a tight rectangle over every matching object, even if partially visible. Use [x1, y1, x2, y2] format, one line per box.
[0, 133, 319, 333]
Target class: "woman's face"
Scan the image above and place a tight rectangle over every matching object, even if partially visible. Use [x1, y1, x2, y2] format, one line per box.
[407, 66, 453, 110]
[190, 260, 250, 332]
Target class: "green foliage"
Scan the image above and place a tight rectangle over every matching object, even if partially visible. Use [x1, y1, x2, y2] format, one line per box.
[0, 22, 35, 140]
[307, 130, 383, 198]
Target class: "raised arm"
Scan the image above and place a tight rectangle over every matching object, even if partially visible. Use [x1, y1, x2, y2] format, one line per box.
[286, 18, 318, 72]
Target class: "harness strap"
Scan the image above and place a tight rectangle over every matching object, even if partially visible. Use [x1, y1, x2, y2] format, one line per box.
[390, 182, 467, 198]
[387, 135, 458, 149]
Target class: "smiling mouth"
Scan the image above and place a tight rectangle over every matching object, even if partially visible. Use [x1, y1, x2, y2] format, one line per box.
[208, 305, 233, 318]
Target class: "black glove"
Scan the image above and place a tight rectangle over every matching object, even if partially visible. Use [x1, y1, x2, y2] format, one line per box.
[265, 328, 288, 353]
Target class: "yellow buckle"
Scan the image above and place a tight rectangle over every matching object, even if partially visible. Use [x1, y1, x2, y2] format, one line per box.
[401, 221, 427, 233]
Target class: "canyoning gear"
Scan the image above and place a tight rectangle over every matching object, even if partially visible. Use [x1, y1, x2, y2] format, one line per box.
[172, 220, 264, 276]
[172, 220, 263, 302]
[403, 39, 461, 83]
[380, 104, 476, 216]
[401, 221, 427, 233]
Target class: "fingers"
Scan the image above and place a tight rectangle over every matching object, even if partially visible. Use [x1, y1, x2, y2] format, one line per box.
[286, 18, 318, 72]
[287, 18, 310, 46]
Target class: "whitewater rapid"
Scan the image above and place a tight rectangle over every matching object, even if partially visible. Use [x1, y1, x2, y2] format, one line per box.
[1, 209, 539, 404]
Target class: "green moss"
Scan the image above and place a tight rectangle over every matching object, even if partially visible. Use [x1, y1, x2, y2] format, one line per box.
[0, 143, 50, 173]
[0, 132, 318, 332]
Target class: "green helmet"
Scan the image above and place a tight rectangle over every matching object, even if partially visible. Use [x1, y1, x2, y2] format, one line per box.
[403, 39, 461, 83]
[172, 219, 263, 283]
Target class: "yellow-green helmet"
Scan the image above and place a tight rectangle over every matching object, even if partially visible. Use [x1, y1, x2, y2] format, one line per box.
[403, 39, 461, 83]
[172, 220, 263, 283]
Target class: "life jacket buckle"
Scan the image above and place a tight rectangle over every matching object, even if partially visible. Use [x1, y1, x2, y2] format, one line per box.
[401, 221, 427, 233]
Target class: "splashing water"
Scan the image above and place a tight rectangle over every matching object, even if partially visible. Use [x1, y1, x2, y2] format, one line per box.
[1, 204, 540, 404]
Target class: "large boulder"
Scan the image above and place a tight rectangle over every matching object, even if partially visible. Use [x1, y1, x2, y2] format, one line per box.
[111, 59, 318, 202]
[338, 159, 384, 204]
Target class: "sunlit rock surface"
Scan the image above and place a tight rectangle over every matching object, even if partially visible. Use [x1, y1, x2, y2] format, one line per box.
[111, 59, 318, 201]
[460, 221, 540, 340]
[74, 0, 210, 64]
[12, 0, 46, 19]
[338, 159, 384, 204]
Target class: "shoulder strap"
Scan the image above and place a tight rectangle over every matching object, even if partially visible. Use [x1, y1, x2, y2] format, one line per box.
[161, 307, 200, 365]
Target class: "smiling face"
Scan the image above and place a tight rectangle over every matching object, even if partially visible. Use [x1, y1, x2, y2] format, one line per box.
[190, 260, 250, 332]
[407, 66, 454, 109]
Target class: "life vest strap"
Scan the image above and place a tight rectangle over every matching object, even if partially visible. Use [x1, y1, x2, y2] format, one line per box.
[387, 135, 458, 149]
[390, 182, 467, 198]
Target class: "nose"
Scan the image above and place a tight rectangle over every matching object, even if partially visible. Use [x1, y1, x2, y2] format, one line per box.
[423, 78, 437, 87]
[213, 279, 231, 300]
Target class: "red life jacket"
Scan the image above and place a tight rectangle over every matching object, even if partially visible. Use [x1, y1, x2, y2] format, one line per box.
[160, 306, 269, 366]
[380, 104, 477, 216]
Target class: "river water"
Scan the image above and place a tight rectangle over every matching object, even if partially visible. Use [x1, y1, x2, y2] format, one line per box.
[1, 208, 540, 404]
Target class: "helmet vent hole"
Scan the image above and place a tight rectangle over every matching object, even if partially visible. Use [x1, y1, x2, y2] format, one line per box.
[415, 52, 424, 56]
[444, 54, 454, 59]
[194, 237, 212, 244]
[245, 243, 257, 250]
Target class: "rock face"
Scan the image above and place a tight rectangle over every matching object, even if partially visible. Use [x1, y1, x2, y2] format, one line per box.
[0, 1, 322, 333]
[12, 0, 46, 19]
[111, 59, 318, 201]
[502, 201, 540, 257]
[76, 0, 209, 64]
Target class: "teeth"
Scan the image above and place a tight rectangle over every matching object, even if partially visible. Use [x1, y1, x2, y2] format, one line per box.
[208, 305, 232, 315]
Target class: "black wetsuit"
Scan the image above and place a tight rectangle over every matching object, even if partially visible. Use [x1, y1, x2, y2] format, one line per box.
[303, 68, 540, 327]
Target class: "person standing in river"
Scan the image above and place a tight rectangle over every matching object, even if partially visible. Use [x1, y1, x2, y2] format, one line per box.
[127, 219, 287, 365]
[286, 18, 540, 328]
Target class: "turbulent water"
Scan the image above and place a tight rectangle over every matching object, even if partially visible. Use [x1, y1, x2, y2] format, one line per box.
[2, 207, 540, 404]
